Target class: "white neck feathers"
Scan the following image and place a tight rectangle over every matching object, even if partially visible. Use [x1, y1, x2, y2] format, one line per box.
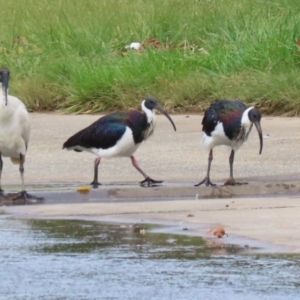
[241, 107, 253, 126]
[141, 100, 155, 124]
[0, 85, 7, 108]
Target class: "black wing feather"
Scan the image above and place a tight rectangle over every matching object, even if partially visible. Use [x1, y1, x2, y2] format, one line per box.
[201, 106, 219, 136]
[63, 114, 127, 150]
[202, 99, 247, 138]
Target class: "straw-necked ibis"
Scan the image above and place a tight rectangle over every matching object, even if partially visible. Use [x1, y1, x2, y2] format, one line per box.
[195, 99, 263, 186]
[63, 96, 176, 187]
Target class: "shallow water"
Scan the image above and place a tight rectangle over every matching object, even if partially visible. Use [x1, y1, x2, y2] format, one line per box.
[0, 216, 300, 300]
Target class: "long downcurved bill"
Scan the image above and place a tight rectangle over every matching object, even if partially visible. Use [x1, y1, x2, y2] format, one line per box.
[254, 121, 263, 154]
[155, 104, 177, 131]
[1, 71, 8, 106]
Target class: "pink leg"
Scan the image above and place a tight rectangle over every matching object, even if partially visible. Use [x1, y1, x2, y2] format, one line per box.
[130, 156, 163, 187]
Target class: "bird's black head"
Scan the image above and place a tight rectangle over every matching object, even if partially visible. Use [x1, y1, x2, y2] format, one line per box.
[0, 67, 10, 106]
[144, 96, 159, 110]
[248, 107, 263, 155]
[248, 107, 261, 123]
[142, 96, 176, 131]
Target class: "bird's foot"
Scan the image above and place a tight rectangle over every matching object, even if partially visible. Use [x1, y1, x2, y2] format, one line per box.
[223, 178, 248, 186]
[90, 181, 101, 189]
[140, 177, 163, 187]
[13, 191, 44, 202]
[195, 177, 216, 187]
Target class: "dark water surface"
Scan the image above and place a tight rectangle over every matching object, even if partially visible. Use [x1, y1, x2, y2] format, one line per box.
[0, 216, 300, 300]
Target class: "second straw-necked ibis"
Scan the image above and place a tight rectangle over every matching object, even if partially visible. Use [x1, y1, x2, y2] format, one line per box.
[63, 96, 176, 187]
[195, 99, 263, 186]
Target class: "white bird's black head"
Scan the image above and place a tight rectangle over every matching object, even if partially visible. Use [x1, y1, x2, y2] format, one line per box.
[0, 67, 10, 106]
[143, 96, 176, 131]
[248, 107, 263, 154]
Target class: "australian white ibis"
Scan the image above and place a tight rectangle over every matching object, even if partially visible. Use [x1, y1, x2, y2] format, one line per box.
[0, 67, 33, 199]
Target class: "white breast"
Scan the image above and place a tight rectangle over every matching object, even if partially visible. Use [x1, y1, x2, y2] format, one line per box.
[202, 122, 232, 150]
[202, 121, 251, 151]
[74, 127, 140, 158]
[0, 95, 30, 158]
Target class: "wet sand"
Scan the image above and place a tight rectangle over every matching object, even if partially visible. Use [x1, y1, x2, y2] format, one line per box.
[2, 113, 300, 252]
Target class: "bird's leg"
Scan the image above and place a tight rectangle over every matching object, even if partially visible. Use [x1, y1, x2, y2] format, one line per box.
[20, 154, 25, 192]
[224, 150, 248, 186]
[13, 154, 44, 202]
[195, 149, 216, 187]
[0, 153, 4, 194]
[90, 157, 101, 188]
[130, 156, 163, 187]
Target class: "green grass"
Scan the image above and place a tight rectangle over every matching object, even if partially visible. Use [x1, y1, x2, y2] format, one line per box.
[0, 0, 300, 114]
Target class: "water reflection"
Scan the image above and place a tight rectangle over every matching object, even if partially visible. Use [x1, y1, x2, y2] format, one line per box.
[28, 219, 244, 258]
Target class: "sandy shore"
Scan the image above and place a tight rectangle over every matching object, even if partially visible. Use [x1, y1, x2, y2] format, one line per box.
[2, 113, 300, 252]
[3, 193, 300, 253]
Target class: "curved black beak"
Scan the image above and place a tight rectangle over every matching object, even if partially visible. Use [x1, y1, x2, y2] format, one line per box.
[1, 69, 9, 106]
[254, 121, 263, 154]
[155, 104, 176, 131]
